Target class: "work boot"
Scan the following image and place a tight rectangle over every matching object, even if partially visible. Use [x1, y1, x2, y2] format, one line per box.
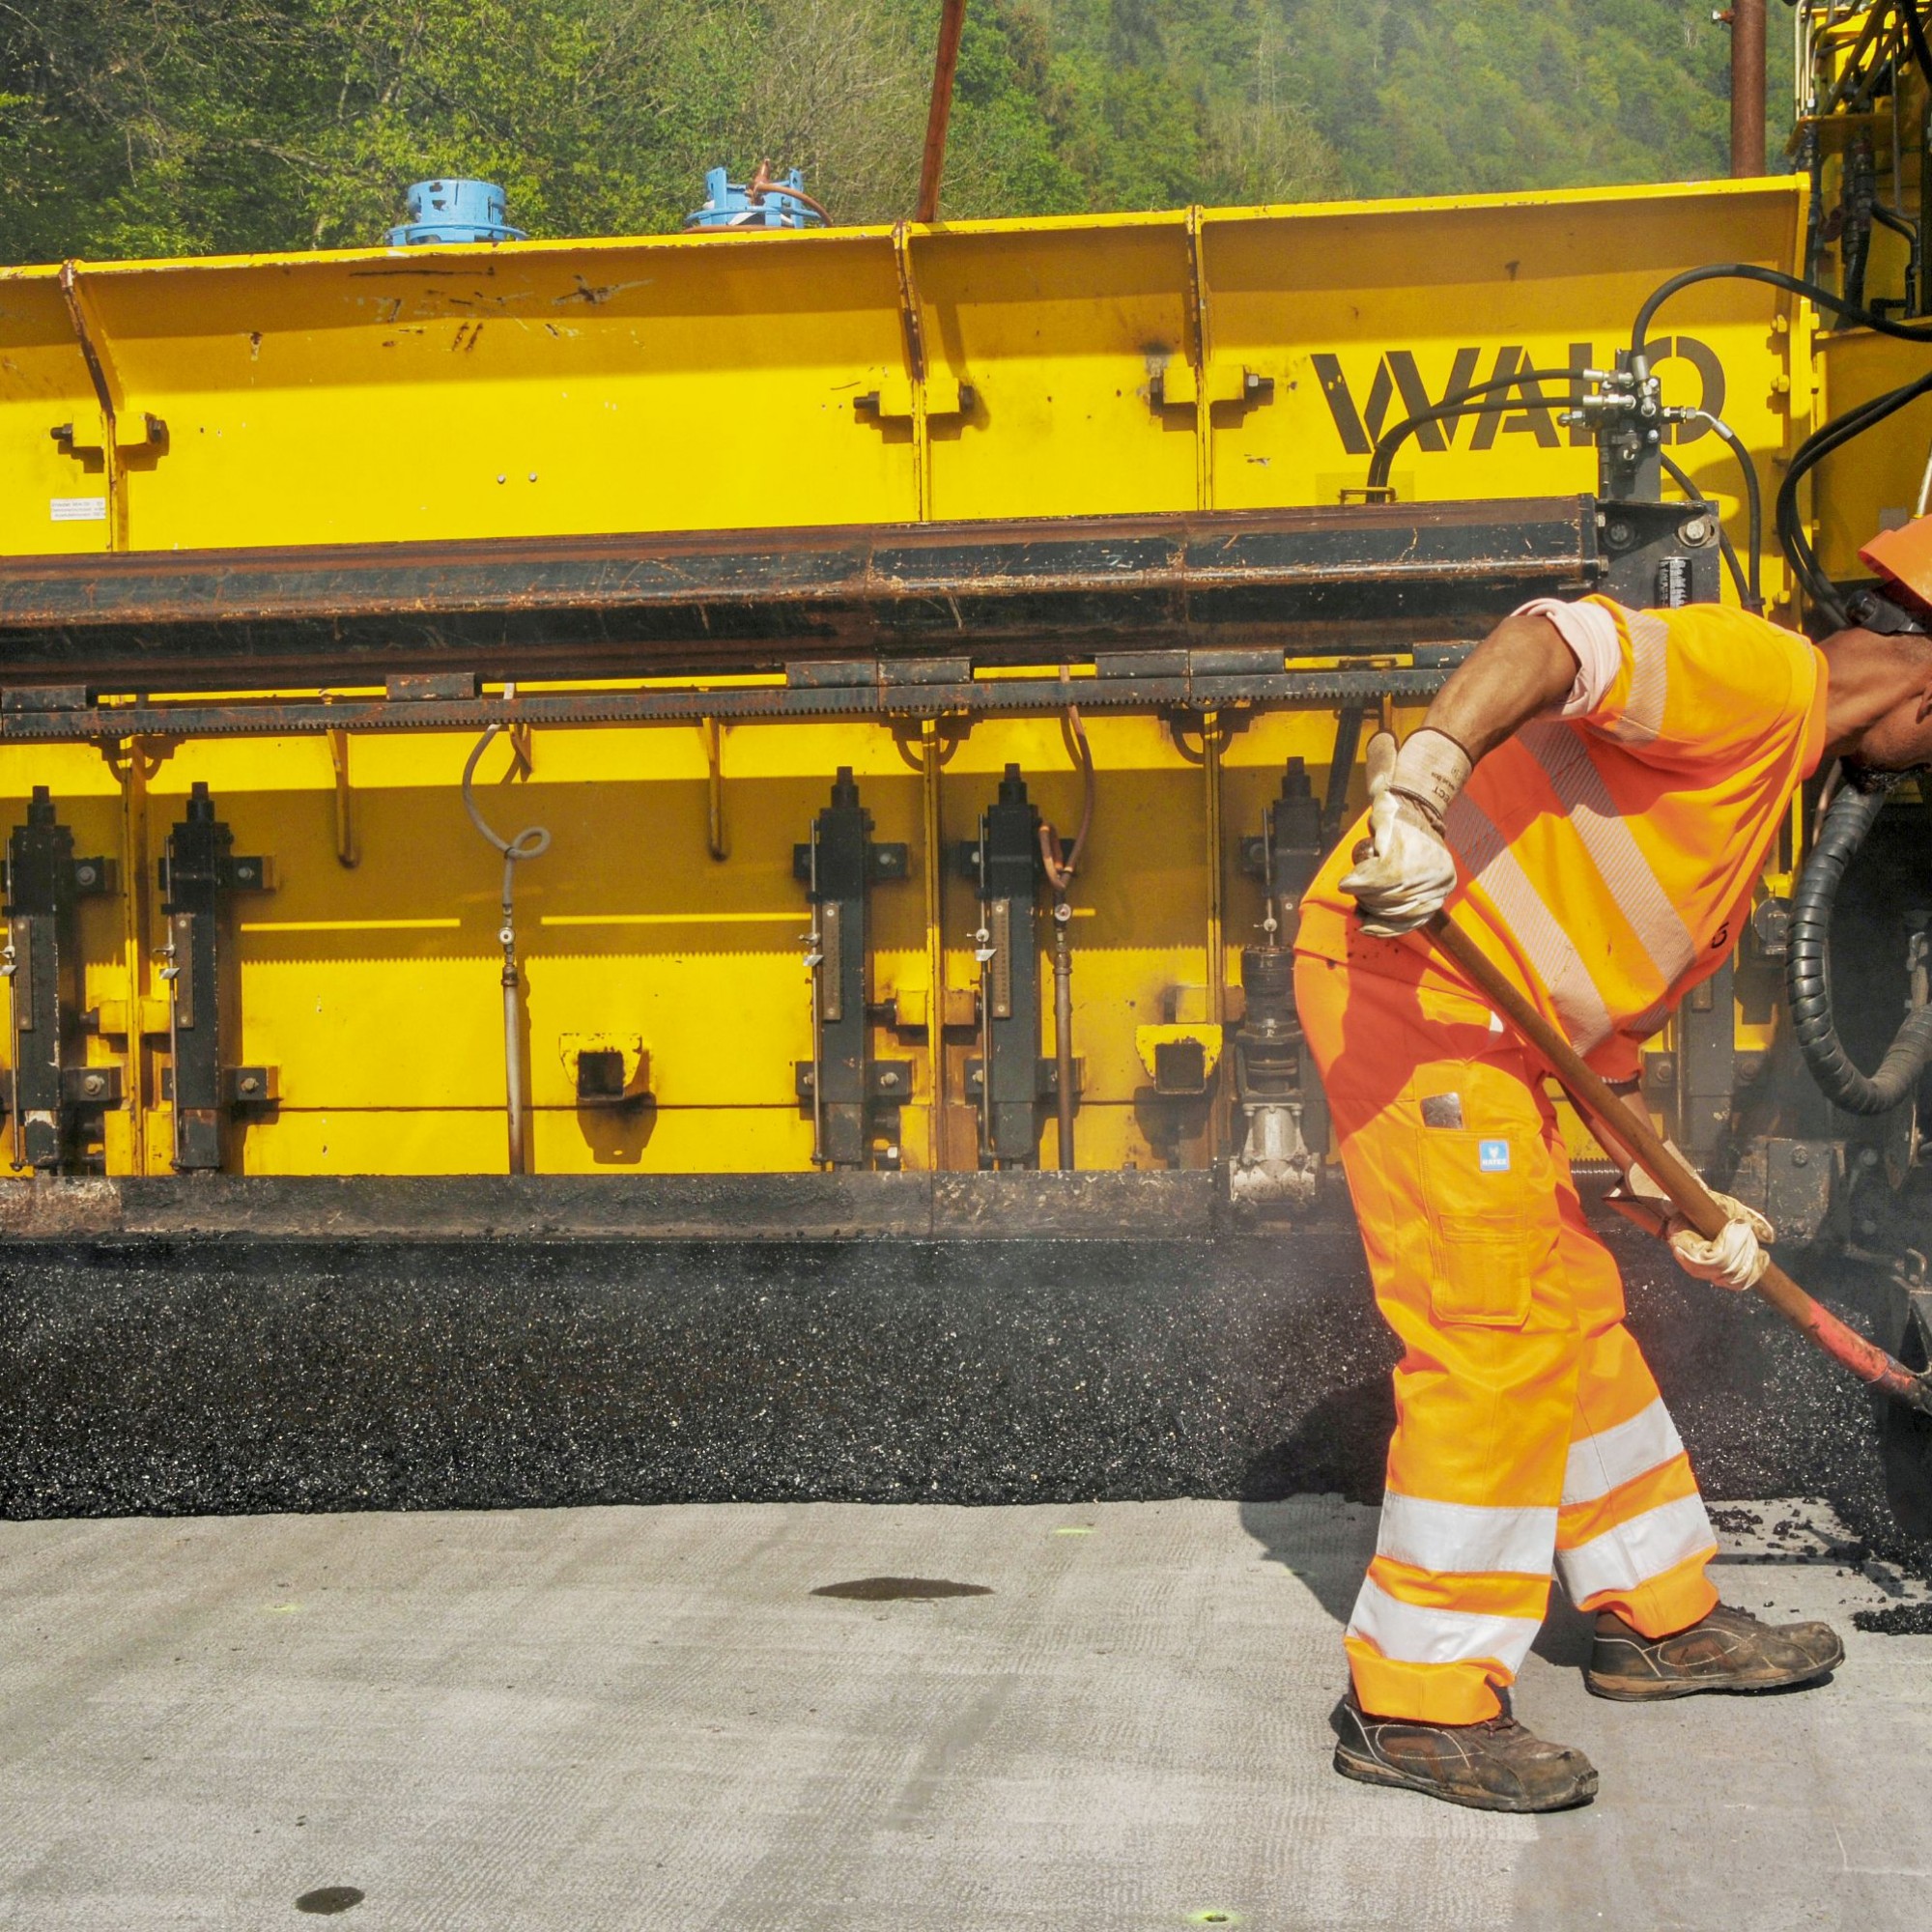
[1584, 1602, 1845, 1701]
[1331, 1692, 1598, 1812]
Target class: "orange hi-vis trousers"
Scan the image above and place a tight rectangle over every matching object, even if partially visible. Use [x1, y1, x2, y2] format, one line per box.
[1294, 949, 1720, 1725]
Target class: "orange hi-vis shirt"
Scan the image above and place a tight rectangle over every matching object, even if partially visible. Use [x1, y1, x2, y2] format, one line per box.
[1296, 597, 1832, 1081]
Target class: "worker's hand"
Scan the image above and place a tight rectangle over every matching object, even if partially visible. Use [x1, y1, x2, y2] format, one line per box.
[1341, 726, 1466, 938]
[1605, 1158, 1775, 1291]
[1666, 1192, 1776, 1293]
[1341, 789, 1458, 936]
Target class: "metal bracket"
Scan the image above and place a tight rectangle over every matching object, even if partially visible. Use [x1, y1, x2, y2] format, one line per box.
[561, 1033, 651, 1109]
[1136, 1024, 1225, 1094]
[961, 1057, 1082, 1099]
[1152, 363, 1274, 412]
[158, 782, 273, 1171]
[795, 1060, 914, 1101]
[795, 769, 908, 1170]
[225, 1065, 279, 1110]
[4, 786, 121, 1173]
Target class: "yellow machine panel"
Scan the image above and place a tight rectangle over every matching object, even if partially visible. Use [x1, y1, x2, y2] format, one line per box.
[0, 177, 1861, 1185]
[3, 182, 1803, 557]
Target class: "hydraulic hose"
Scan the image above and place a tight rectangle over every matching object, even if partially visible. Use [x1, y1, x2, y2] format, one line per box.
[1370, 358, 1767, 613]
[1678, 409, 1763, 609]
[1816, 0, 1901, 121]
[1357, 257, 1932, 618]
[1659, 448, 1755, 611]
[1632, 261, 1932, 358]
[1787, 780, 1932, 1116]
[1775, 367, 1932, 626]
[462, 719, 552, 1174]
[1901, 0, 1932, 94]
[1365, 367, 1580, 494]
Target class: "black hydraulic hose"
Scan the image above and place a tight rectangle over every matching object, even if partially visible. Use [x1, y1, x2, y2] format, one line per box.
[1873, 198, 1919, 244]
[1778, 373, 1932, 618]
[1684, 410, 1763, 609]
[1903, 0, 1932, 92]
[1365, 367, 1579, 492]
[1870, 199, 1923, 316]
[1776, 368, 1932, 625]
[1652, 415, 1761, 610]
[1632, 263, 1932, 358]
[1659, 449, 1754, 610]
[1817, 0, 1900, 120]
[1715, 523, 1752, 610]
[1787, 781, 1932, 1115]
[1800, 125, 1826, 284]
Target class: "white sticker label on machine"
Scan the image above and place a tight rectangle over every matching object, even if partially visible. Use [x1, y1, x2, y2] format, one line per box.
[49, 497, 107, 523]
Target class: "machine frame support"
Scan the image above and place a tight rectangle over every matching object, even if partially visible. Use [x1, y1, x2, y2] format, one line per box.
[796, 769, 910, 1170]
[964, 764, 1050, 1169]
[3, 786, 117, 1172]
[158, 782, 272, 1172]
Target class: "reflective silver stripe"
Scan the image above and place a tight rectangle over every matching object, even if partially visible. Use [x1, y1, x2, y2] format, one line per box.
[1346, 1578, 1542, 1672]
[1378, 1493, 1557, 1576]
[1602, 607, 1670, 746]
[1561, 1397, 1685, 1507]
[1445, 795, 1615, 1053]
[1554, 1493, 1717, 1605]
[1520, 722, 1695, 988]
[1627, 997, 1672, 1041]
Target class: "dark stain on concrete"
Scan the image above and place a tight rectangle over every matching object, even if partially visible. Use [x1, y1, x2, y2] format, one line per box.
[811, 1577, 993, 1600]
[295, 1886, 364, 1915]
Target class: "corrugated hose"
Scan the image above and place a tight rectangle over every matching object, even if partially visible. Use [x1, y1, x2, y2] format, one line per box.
[1786, 778, 1932, 1116]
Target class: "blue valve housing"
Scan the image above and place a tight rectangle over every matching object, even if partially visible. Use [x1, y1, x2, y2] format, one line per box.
[684, 167, 825, 231]
[386, 180, 526, 246]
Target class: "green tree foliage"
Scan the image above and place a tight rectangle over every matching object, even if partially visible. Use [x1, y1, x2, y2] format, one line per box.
[0, 0, 1791, 261]
[1271, 0, 1784, 198]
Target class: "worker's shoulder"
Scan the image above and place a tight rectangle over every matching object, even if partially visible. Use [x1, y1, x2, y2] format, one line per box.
[1593, 598, 1816, 746]
[1587, 597, 1816, 686]
[1628, 599, 1809, 655]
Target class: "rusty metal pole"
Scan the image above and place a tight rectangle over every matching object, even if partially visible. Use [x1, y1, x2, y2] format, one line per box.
[917, 0, 968, 222]
[1730, 0, 1768, 177]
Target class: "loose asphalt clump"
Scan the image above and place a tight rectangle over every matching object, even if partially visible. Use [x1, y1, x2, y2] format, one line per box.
[1853, 1600, 1932, 1634]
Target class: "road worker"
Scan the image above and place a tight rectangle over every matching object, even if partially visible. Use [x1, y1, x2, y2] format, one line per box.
[1292, 524, 1932, 1812]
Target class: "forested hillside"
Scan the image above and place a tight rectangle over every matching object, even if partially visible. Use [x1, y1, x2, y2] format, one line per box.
[0, 0, 1792, 261]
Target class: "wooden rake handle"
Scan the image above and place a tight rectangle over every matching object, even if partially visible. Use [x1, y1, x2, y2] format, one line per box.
[1425, 913, 1931, 1412]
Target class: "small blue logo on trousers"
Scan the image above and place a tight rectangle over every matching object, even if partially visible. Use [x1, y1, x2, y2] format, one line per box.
[1479, 1139, 1511, 1172]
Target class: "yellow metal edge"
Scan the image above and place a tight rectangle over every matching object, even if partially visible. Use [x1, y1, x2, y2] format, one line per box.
[3, 177, 1809, 281]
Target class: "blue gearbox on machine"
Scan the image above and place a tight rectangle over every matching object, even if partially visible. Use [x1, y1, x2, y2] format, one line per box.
[386, 179, 526, 246]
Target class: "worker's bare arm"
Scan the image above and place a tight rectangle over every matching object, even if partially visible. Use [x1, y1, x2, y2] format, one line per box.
[1342, 611, 1577, 933]
[1419, 613, 1580, 763]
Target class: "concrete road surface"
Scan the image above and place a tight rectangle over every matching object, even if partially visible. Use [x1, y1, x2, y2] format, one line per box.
[1, 1498, 1926, 1930]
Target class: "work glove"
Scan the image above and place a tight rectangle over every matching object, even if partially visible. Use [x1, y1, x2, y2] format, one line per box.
[1605, 1154, 1776, 1292]
[1341, 726, 1468, 938]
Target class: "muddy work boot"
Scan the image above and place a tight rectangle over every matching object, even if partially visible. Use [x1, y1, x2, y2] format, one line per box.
[1332, 1693, 1598, 1812]
[1585, 1603, 1845, 1701]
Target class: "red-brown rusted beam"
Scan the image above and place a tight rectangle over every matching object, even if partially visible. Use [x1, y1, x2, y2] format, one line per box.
[916, 0, 969, 223]
[1730, 0, 1767, 176]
